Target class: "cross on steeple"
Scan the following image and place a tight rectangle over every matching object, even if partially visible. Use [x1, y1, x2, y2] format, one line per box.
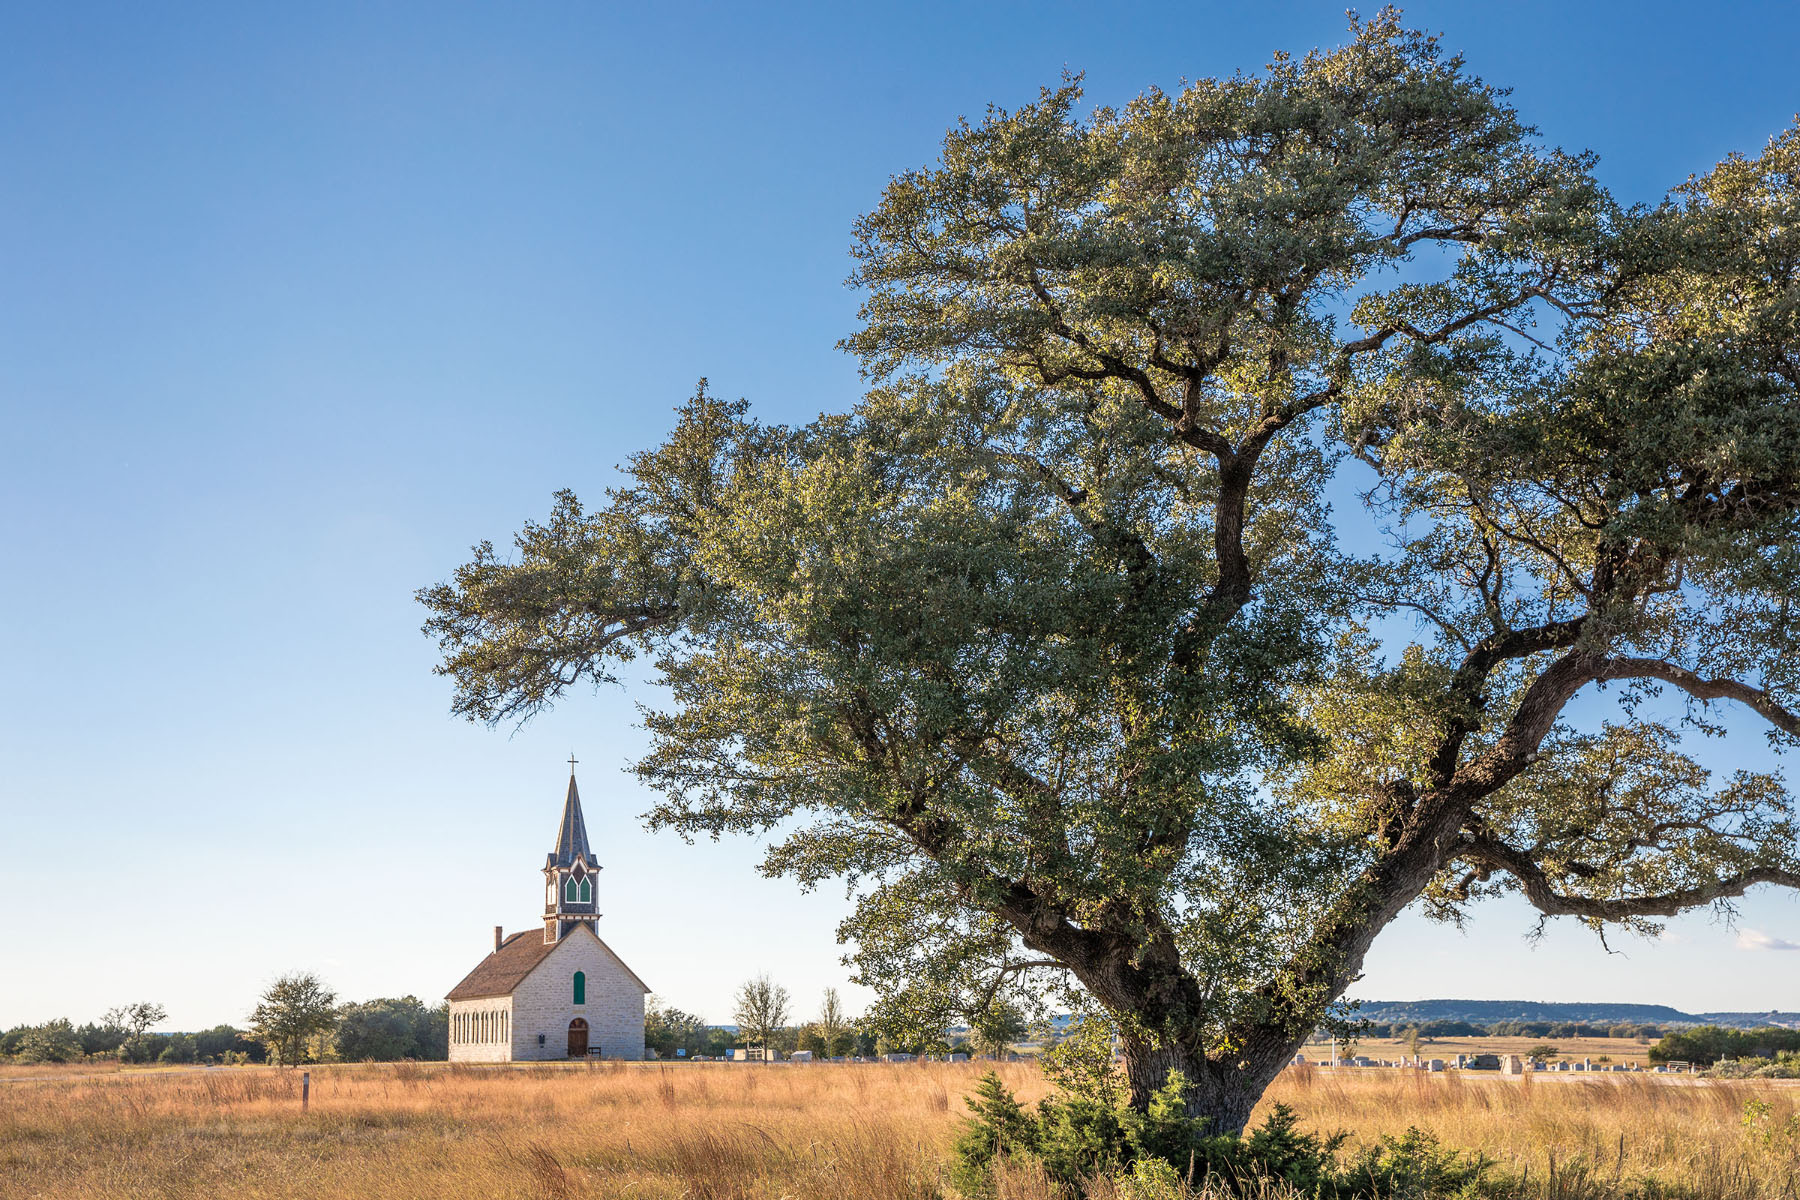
[544, 763, 600, 944]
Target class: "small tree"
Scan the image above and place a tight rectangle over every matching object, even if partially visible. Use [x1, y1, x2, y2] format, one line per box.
[1040, 1016, 1123, 1107]
[158, 1034, 198, 1064]
[817, 987, 850, 1058]
[18, 1020, 81, 1064]
[250, 973, 337, 1066]
[74, 1022, 126, 1058]
[103, 1002, 167, 1062]
[971, 1000, 1029, 1060]
[733, 974, 791, 1062]
[645, 996, 710, 1057]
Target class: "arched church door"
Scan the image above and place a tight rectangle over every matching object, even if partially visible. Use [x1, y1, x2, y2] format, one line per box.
[567, 1018, 589, 1058]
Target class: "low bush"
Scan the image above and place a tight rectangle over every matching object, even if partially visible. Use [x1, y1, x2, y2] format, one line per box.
[1652, 1026, 1800, 1067]
[1706, 1052, 1800, 1080]
[953, 1071, 1494, 1198]
[17, 1020, 81, 1064]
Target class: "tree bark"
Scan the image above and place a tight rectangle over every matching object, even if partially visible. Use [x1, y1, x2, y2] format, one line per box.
[1118, 1031, 1270, 1136]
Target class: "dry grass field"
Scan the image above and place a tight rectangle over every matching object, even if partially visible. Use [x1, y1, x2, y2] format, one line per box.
[3, 1060, 1798, 1200]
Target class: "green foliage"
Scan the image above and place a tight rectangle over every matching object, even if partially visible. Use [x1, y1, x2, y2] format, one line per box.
[1712, 1053, 1800, 1080]
[17, 1019, 81, 1064]
[1040, 1016, 1123, 1107]
[74, 1022, 126, 1058]
[250, 972, 338, 1066]
[1657, 1025, 1800, 1066]
[816, 987, 853, 1058]
[335, 996, 446, 1062]
[103, 1001, 167, 1062]
[956, 1073, 1489, 1197]
[969, 1000, 1029, 1059]
[1740, 1097, 1800, 1145]
[732, 974, 791, 1057]
[1335, 1127, 1493, 1199]
[422, 10, 1800, 1129]
[645, 996, 711, 1058]
[195, 1024, 265, 1063]
[1110, 1157, 1190, 1200]
[1230, 1103, 1350, 1195]
[0, 1017, 265, 1066]
[952, 1071, 1042, 1196]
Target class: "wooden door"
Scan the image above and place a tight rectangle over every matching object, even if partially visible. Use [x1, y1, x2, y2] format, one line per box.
[567, 1018, 588, 1058]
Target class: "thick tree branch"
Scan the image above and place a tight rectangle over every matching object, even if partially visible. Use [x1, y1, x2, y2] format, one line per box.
[1597, 657, 1800, 737]
[1461, 830, 1800, 920]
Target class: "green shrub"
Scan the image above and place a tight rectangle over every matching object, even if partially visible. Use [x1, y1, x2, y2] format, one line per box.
[1111, 1157, 1191, 1200]
[18, 1019, 81, 1064]
[1338, 1127, 1492, 1198]
[1235, 1103, 1350, 1195]
[952, 1071, 1040, 1196]
[158, 1034, 198, 1064]
[1652, 1025, 1800, 1066]
[1037, 1094, 1133, 1186]
[954, 1071, 1495, 1198]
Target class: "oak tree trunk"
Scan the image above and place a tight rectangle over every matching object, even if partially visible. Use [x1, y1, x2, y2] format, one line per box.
[1118, 1030, 1280, 1137]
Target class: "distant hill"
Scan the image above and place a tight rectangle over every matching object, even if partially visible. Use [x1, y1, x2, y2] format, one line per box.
[1346, 1000, 1800, 1029]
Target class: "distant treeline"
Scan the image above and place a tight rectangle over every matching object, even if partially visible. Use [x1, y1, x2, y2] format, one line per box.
[1360, 1020, 1670, 1039]
[1650, 1026, 1800, 1066]
[0, 1021, 267, 1064]
[2, 996, 447, 1065]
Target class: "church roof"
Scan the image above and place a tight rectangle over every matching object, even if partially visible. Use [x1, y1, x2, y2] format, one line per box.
[446, 927, 652, 1000]
[446, 930, 561, 1000]
[550, 774, 594, 867]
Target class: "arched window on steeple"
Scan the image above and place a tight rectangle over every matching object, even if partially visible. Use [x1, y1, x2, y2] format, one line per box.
[573, 970, 586, 1005]
[577, 876, 592, 904]
[564, 875, 580, 904]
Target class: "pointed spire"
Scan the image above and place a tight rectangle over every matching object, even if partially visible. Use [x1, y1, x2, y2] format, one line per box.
[551, 771, 594, 867]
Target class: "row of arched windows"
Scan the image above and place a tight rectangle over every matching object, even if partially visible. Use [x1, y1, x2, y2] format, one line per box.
[452, 1009, 510, 1045]
[562, 875, 592, 904]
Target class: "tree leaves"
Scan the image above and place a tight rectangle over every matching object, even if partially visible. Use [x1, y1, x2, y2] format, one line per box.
[420, 16, 1800, 1121]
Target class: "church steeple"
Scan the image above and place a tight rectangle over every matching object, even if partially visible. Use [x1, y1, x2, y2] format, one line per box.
[543, 759, 601, 943]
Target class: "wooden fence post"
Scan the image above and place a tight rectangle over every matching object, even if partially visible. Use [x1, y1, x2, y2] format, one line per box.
[301, 1070, 310, 1110]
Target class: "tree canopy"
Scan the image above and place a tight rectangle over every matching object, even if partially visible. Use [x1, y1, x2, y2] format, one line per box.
[732, 974, 793, 1059]
[421, 13, 1800, 1131]
[251, 973, 338, 1067]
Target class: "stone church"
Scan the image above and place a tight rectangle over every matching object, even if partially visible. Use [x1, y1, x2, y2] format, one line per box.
[446, 768, 649, 1061]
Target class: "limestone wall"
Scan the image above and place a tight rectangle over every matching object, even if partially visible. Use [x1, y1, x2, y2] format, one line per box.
[509, 928, 647, 1062]
[447, 997, 516, 1063]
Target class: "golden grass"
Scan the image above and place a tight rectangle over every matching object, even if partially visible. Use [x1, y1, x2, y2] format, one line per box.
[1, 1060, 1796, 1200]
[0, 1061, 125, 1080]
[1273, 1064, 1800, 1199]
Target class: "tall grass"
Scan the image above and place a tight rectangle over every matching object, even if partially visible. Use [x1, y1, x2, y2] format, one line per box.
[1, 1061, 1795, 1199]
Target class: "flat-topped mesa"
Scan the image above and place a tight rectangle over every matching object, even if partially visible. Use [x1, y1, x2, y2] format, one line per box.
[543, 772, 602, 943]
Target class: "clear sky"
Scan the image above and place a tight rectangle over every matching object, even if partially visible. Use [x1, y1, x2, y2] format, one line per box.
[3, 2, 1798, 1034]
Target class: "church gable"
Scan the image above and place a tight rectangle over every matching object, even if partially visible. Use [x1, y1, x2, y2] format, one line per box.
[551, 922, 651, 995]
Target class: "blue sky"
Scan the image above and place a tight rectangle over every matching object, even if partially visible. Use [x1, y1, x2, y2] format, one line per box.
[3, 2, 1798, 1032]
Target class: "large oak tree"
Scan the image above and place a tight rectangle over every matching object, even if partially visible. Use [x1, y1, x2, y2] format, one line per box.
[421, 15, 1800, 1132]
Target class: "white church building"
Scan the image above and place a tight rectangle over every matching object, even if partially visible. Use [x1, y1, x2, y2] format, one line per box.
[446, 767, 649, 1061]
